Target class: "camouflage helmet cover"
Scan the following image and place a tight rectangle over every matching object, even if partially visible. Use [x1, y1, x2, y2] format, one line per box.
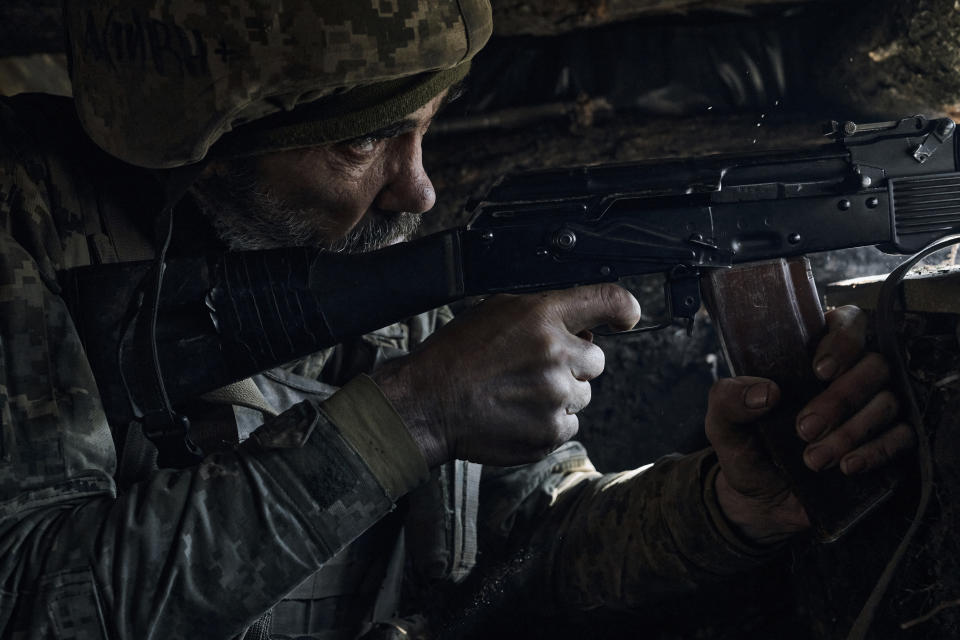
[64, 0, 492, 168]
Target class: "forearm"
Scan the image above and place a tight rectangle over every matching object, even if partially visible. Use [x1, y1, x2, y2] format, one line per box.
[2, 382, 428, 639]
[545, 449, 783, 610]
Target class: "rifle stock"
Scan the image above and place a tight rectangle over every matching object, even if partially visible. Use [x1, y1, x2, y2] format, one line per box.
[61, 231, 465, 429]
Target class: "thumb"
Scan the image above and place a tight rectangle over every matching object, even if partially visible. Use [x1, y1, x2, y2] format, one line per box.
[705, 376, 781, 449]
[553, 283, 641, 334]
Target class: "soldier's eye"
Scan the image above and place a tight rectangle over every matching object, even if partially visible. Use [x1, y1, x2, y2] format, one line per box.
[347, 136, 378, 153]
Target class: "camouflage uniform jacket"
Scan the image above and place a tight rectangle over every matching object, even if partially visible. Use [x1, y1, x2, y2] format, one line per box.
[0, 93, 777, 640]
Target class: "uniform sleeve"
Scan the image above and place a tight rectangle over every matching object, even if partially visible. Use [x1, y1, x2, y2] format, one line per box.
[412, 274, 780, 610]
[0, 100, 426, 639]
[478, 445, 783, 613]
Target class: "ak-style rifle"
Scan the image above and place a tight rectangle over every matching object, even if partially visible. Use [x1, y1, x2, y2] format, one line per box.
[63, 115, 958, 540]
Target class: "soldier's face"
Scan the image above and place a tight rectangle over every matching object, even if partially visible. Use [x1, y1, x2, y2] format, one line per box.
[193, 92, 446, 252]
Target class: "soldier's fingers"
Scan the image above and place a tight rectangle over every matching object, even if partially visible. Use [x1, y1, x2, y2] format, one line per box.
[554, 413, 581, 449]
[566, 379, 593, 415]
[813, 305, 868, 381]
[568, 338, 605, 381]
[796, 353, 890, 442]
[553, 284, 641, 334]
[839, 423, 917, 475]
[802, 390, 899, 471]
[705, 377, 781, 449]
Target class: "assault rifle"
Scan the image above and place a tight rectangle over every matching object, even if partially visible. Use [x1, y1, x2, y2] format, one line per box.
[62, 115, 958, 540]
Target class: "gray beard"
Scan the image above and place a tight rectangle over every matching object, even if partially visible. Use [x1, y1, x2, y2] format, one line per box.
[189, 159, 422, 253]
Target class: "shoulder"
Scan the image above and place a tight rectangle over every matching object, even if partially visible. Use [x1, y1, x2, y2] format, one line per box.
[0, 93, 157, 274]
[0, 94, 80, 147]
[0, 93, 105, 174]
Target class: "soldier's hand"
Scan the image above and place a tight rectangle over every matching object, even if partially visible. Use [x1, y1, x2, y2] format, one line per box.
[706, 305, 916, 544]
[372, 284, 641, 467]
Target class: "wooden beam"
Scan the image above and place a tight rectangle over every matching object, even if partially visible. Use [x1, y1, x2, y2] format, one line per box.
[490, 0, 836, 36]
[825, 266, 960, 314]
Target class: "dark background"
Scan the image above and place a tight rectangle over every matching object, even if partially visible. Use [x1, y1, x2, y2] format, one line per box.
[3, 1, 960, 638]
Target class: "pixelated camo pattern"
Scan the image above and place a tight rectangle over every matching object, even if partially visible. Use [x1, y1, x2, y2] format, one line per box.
[0, 93, 768, 639]
[0, 93, 398, 639]
[63, 0, 493, 168]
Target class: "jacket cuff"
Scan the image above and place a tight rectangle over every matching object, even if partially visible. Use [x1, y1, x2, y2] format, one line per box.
[666, 449, 783, 574]
[320, 374, 429, 500]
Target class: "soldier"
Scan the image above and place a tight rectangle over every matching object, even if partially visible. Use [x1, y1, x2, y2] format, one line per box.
[0, 1, 913, 638]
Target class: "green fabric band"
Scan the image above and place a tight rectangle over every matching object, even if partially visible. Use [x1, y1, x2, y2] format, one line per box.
[320, 374, 429, 501]
[213, 63, 470, 159]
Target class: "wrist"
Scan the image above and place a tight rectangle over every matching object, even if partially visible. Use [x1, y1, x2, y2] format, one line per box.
[319, 375, 430, 499]
[370, 360, 450, 468]
[714, 470, 808, 546]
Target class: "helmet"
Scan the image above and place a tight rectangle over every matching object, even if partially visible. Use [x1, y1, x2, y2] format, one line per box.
[63, 0, 492, 169]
